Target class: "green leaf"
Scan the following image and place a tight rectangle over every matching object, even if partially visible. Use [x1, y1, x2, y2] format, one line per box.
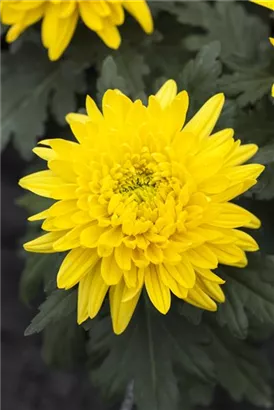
[97, 49, 149, 103]
[42, 312, 86, 370]
[96, 56, 127, 102]
[19, 253, 60, 306]
[218, 254, 274, 330]
[25, 289, 77, 336]
[178, 377, 214, 409]
[178, 301, 203, 326]
[216, 283, 249, 339]
[178, 41, 222, 115]
[219, 67, 273, 107]
[175, 2, 268, 64]
[88, 300, 214, 410]
[1, 40, 86, 158]
[235, 99, 274, 146]
[207, 325, 273, 407]
[174, 2, 273, 106]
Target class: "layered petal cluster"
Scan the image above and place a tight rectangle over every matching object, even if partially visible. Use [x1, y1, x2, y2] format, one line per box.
[19, 80, 264, 334]
[0, 0, 153, 60]
[251, 0, 274, 96]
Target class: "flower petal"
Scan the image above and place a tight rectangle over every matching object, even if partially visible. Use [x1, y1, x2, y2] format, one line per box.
[57, 247, 99, 289]
[145, 265, 171, 314]
[23, 231, 66, 253]
[101, 253, 123, 285]
[77, 272, 93, 324]
[110, 280, 141, 334]
[88, 264, 109, 319]
[183, 93, 225, 140]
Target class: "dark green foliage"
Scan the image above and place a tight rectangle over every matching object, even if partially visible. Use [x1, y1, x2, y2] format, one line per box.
[178, 40, 222, 116]
[19, 253, 60, 306]
[216, 253, 274, 341]
[1, 39, 86, 159]
[8, 2, 274, 409]
[25, 289, 77, 336]
[88, 301, 214, 410]
[87, 300, 272, 410]
[207, 325, 272, 407]
[42, 313, 86, 370]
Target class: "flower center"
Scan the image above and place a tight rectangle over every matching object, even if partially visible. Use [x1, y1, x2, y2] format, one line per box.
[110, 147, 166, 204]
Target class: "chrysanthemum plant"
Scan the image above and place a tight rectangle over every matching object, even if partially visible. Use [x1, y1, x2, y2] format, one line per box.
[2, 1, 274, 410]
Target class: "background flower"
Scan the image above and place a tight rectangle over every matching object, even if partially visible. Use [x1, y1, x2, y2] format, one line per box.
[251, 0, 274, 95]
[0, 0, 153, 60]
[19, 80, 264, 334]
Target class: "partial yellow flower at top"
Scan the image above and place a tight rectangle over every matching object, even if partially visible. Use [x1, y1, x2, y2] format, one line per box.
[251, 1, 274, 95]
[251, 1, 274, 44]
[0, 0, 153, 61]
[19, 80, 264, 335]
[251, 0, 274, 10]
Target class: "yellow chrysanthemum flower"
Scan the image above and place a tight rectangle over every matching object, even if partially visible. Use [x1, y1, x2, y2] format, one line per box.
[251, 0, 274, 96]
[19, 80, 264, 334]
[0, 0, 153, 61]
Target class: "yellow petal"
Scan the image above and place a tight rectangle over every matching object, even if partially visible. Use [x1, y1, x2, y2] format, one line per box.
[79, 1, 103, 31]
[207, 243, 245, 265]
[19, 170, 63, 198]
[145, 265, 171, 314]
[86, 95, 103, 122]
[66, 113, 90, 126]
[88, 264, 109, 318]
[183, 93, 225, 140]
[102, 89, 132, 127]
[187, 245, 218, 269]
[224, 164, 265, 182]
[123, 264, 138, 288]
[198, 278, 225, 303]
[98, 226, 123, 248]
[28, 209, 49, 222]
[53, 225, 85, 251]
[77, 272, 94, 324]
[33, 147, 56, 161]
[6, 23, 27, 43]
[232, 229, 259, 252]
[41, 2, 58, 48]
[48, 10, 78, 61]
[110, 280, 141, 334]
[67, 118, 90, 144]
[123, 0, 153, 34]
[144, 243, 164, 264]
[115, 244, 132, 271]
[195, 267, 225, 284]
[80, 224, 105, 248]
[122, 268, 145, 301]
[155, 80, 178, 109]
[48, 199, 77, 217]
[108, 2, 125, 25]
[57, 247, 99, 289]
[23, 231, 66, 253]
[96, 24, 121, 49]
[176, 257, 196, 288]
[210, 203, 261, 229]
[250, 0, 274, 11]
[184, 285, 217, 311]
[48, 159, 77, 182]
[158, 265, 188, 299]
[224, 143, 258, 167]
[100, 253, 123, 285]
